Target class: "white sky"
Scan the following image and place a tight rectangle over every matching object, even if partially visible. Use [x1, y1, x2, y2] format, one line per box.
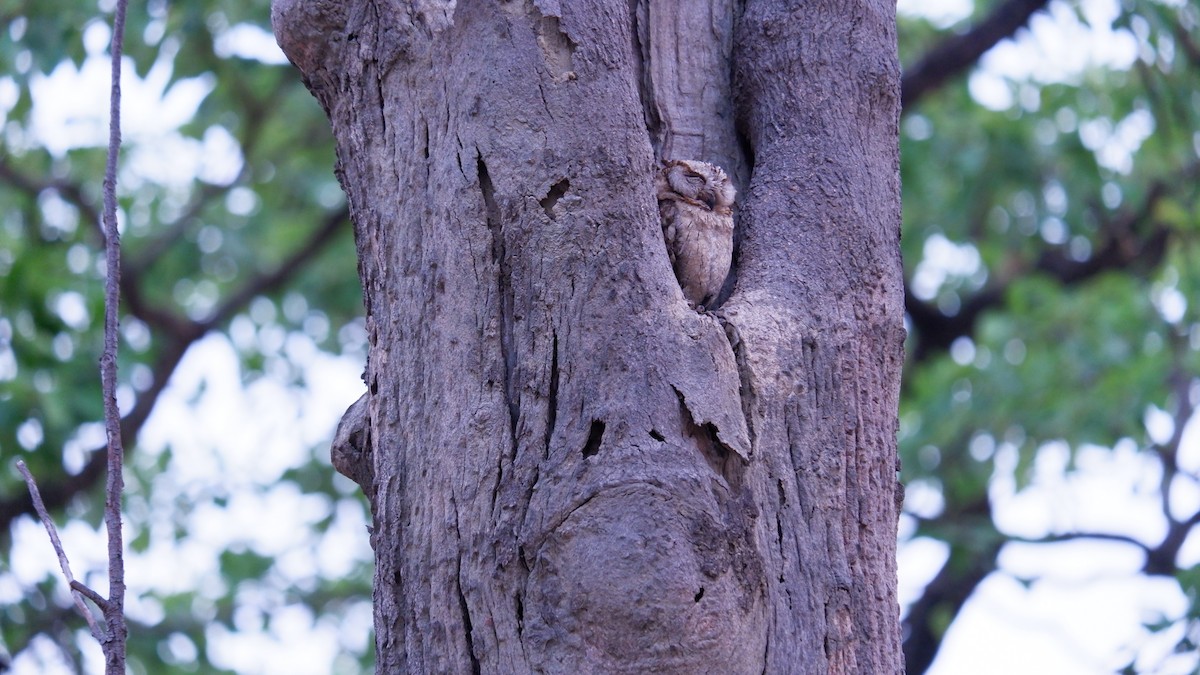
[5, 1, 1199, 673]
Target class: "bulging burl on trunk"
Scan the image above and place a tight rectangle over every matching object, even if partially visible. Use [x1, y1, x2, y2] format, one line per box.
[331, 393, 373, 496]
[656, 159, 736, 312]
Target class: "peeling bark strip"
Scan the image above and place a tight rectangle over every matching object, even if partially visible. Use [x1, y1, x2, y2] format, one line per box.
[274, 0, 903, 672]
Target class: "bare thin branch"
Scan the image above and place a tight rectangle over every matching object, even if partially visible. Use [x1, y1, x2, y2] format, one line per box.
[99, 0, 130, 669]
[69, 580, 111, 611]
[15, 460, 105, 641]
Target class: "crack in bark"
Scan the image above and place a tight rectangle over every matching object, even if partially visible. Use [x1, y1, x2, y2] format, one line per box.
[581, 419, 605, 457]
[452, 489, 481, 674]
[672, 385, 739, 484]
[774, 479, 785, 547]
[734, 123, 755, 179]
[535, 80, 554, 119]
[369, 20, 395, 184]
[420, 116, 430, 160]
[530, 480, 667, 555]
[456, 559, 481, 674]
[455, 133, 467, 178]
[538, 178, 570, 219]
[515, 592, 525, 639]
[491, 432, 504, 516]
[477, 153, 520, 448]
[784, 405, 815, 522]
[631, 0, 663, 157]
[545, 332, 559, 458]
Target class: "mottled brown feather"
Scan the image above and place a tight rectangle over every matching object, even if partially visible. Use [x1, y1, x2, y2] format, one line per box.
[656, 160, 736, 310]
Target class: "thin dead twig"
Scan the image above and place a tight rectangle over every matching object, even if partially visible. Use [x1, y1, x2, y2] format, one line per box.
[14, 459, 105, 641]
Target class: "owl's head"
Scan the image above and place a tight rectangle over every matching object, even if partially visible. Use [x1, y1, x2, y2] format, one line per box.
[658, 159, 736, 215]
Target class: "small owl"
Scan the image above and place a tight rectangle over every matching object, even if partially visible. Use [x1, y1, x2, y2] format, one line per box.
[656, 159, 736, 311]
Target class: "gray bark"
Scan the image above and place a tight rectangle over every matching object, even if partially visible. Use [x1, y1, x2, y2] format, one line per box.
[274, 0, 903, 672]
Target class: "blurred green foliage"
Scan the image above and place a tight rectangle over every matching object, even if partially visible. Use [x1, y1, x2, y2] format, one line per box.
[898, 0, 1199, 670]
[1, 0, 371, 672]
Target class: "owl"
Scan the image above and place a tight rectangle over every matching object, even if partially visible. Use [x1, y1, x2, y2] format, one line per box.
[656, 159, 736, 311]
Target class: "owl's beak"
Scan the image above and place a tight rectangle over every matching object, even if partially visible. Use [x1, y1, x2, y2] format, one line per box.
[702, 195, 718, 210]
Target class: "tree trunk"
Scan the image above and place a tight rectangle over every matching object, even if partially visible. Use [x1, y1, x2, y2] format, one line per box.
[273, 1, 904, 672]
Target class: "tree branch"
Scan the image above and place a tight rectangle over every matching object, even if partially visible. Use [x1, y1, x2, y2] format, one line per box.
[124, 79, 283, 279]
[69, 580, 111, 611]
[1144, 342, 1199, 576]
[14, 460, 105, 641]
[124, 179, 243, 278]
[1008, 530, 1153, 553]
[0, 154, 196, 335]
[0, 207, 350, 534]
[201, 205, 349, 329]
[1158, 334, 1195, 520]
[0, 334, 192, 533]
[1006, 527, 1199, 578]
[904, 502, 1002, 674]
[905, 376, 1200, 672]
[902, 0, 1051, 111]
[906, 175, 1180, 362]
[99, 0, 131, 666]
[1173, 22, 1200, 68]
[0, 156, 104, 235]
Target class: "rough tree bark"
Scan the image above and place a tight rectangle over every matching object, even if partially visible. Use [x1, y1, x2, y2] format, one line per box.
[273, 1, 904, 672]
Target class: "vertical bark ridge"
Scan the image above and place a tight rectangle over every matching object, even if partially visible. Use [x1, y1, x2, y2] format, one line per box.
[545, 331, 559, 459]
[476, 154, 520, 444]
[727, 0, 905, 671]
[454, 504, 483, 675]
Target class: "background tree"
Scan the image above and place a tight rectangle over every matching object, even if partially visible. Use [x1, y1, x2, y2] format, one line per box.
[1, 0, 1197, 673]
[898, 1, 1200, 671]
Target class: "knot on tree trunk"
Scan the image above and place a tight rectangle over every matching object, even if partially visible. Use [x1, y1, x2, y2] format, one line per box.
[522, 485, 767, 673]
